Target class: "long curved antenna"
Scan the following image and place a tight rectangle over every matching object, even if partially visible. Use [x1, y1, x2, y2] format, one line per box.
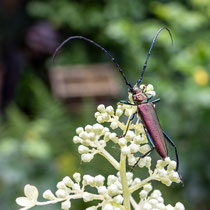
[52, 36, 133, 89]
[136, 27, 173, 86]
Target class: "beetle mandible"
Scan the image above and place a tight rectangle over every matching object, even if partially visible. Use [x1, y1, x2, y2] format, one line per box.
[52, 27, 183, 184]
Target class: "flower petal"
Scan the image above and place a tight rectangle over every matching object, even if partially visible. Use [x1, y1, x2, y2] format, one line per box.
[24, 184, 39, 201]
[16, 197, 34, 207]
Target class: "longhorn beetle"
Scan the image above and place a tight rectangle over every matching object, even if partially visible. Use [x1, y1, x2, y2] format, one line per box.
[53, 27, 183, 184]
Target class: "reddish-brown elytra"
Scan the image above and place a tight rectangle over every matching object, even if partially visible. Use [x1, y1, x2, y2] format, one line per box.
[52, 27, 183, 184]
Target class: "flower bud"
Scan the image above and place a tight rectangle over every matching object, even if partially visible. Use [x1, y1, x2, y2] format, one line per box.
[98, 186, 107, 194]
[94, 175, 105, 186]
[139, 190, 148, 199]
[113, 195, 123, 204]
[55, 189, 67, 198]
[110, 122, 118, 130]
[106, 106, 114, 115]
[43, 190, 56, 200]
[175, 202, 185, 210]
[61, 200, 71, 210]
[73, 173, 81, 183]
[76, 127, 84, 134]
[85, 125, 93, 132]
[83, 192, 94, 202]
[81, 153, 94, 162]
[116, 109, 123, 117]
[63, 176, 74, 188]
[78, 145, 90, 154]
[97, 104, 106, 113]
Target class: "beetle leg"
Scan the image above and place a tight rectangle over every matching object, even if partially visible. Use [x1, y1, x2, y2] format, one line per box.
[151, 98, 160, 104]
[118, 112, 137, 138]
[131, 130, 155, 171]
[163, 131, 184, 186]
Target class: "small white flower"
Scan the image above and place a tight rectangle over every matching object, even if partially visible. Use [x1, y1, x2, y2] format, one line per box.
[144, 183, 152, 192]
[103, 203, 114, 210]
[102, 113, 110, 121]
[149, 198, 158, 206]
[166, 204, 174, 210]
[175, 202, 185, 210]
[93, 123, 104, 134]
[128, 155, 137, 166]
[94, 111, 100, 118]
[116, 109, 123, 117]
[129, 143, 140, 153]
[139, 144, 151, 154]
[72, 183, 80, 191]
[83, 192, 94, 202]
[55, 189, 68, 198]
[139, 190, 148, 199]
[81, 153, 94, 162]
[107, 175, 117, 185]
[97, 116, 104, 123]
[146, 84, 154, 91]
[102, 127, 109, 135]
[167, 161, 177, 171]
[83, 175, 95, 187]
[73, 136, 83, 144]
[61, 200, 71, 210]
[108, 184, 119, 196]
[121, 146, 131, 155]
[85, 125, 93, 132]
[73, 173, 81, 183]
[43, 189, 56, 200]
[79, 131, 88, 139]
[125, 131, 135, 141]
[106, 106, 114, 115]
[156, 203, 166, 209]
[113, 195, 124, 204]
[97, 104, 106, 112]
[143, 203, 152, 209]
[76, 127, 84, 134]
[118, 138, 127, 146]
[110, 122, 118, 130]
[138, 158, 146, 168]
[104, 132, 110, 141]
[63, 176, 74, 188]
[78, 145, 90, 154]
[95, 175, 105, 186]
[147, 90, 156, 97]
[16, 185, 39, 208]
[133, 178, 141, 185]
[98, 186, 107, 194]
[57, 181, 66, 190]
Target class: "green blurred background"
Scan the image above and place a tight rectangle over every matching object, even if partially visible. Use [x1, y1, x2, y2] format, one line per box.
[0, 0, 210, 209]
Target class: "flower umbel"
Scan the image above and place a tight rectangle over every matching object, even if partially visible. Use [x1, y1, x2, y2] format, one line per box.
[16, 84, 185, 210]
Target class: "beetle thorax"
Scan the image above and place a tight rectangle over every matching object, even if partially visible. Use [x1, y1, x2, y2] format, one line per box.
[132, 88, 147, 104]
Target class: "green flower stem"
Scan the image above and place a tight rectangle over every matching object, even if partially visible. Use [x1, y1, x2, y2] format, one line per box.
[129, 173, 157, 194]
[120, 154, 130, 210]
[99, 148, 120, 170]
[130, 195, 138, 209]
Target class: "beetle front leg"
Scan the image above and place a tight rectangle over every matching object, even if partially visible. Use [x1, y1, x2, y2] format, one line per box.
[163, 131, 184, 186]
[131, 130, 155, 171]
[118, 112, 137, 138]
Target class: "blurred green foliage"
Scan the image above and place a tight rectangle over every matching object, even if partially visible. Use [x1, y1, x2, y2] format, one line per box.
[1, 0, 210, 209]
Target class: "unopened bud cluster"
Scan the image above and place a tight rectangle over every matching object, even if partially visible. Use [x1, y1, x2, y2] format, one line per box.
[16, 84, 185, 209]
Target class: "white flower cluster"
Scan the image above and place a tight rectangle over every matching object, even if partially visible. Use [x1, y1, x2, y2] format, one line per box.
[138, 184, 185, 210]
[16, 84, 185, 210]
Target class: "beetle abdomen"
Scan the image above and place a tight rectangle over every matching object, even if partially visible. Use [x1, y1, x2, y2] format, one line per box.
[138, 103, 167, 158]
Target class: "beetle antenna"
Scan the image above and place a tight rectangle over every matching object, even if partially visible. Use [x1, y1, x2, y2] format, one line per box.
[137, 27, 173, 86]
[52, 36, 133, 89]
